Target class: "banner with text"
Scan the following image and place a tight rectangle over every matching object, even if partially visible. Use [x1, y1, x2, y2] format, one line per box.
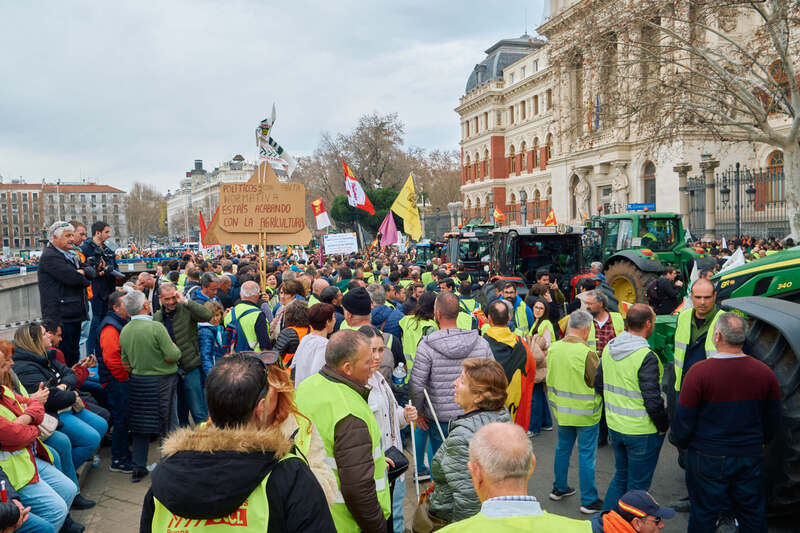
[323, 233, 358, 255]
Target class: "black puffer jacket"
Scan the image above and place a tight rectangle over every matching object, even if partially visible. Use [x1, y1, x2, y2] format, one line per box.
[12, 346, 79, 414]
[37, 243, 94, 323]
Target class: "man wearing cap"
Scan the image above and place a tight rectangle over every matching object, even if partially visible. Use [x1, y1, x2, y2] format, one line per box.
[590, 490, 674, 532]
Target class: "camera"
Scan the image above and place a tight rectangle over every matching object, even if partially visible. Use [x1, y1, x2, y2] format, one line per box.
[85, 246, 116, 275]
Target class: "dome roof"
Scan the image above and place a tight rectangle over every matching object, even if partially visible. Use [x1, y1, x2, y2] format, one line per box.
[465, 34, 545, 94]
[232, 154, 245, 161]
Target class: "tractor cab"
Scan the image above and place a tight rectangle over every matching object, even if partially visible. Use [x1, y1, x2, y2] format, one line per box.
[445, 223, 494, 281]
[491, 224, 586, 297]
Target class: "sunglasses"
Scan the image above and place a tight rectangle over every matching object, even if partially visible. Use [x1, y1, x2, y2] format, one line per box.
[641, 517, 662, 525]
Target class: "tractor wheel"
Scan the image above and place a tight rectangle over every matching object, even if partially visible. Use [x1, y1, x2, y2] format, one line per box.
[744, 317, 800, 517]
[604, 260, 658, 305]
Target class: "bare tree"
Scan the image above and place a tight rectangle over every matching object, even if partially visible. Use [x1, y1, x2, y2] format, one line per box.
[126, 182, 165, 247]
[544, 0, 800, 236]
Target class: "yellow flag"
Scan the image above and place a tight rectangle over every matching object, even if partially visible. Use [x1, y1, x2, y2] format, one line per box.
[390, 172, 422, 241]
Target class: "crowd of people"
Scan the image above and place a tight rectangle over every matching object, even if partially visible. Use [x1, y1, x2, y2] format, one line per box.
[0, 218, 783, 532]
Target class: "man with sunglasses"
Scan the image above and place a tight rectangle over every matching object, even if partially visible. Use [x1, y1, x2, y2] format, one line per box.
[142, 353, 335, 532]
[590, 490, 674, 532]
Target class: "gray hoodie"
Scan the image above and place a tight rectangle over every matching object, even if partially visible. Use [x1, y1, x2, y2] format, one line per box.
[605, 331, 650, 359]
[409, 328, 494, 422]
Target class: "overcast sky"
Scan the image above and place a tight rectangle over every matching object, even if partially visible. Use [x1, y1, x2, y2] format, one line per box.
[0, 1, 546, 193]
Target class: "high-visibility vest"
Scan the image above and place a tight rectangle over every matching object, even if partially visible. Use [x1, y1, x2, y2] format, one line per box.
[437, 509, 592, 532]
[282, 326, 309, 365]
[223, 303, 266, 351]
[177, 272, 187, 291]
[512, 300, 531, 337]
[587, 312, 624, 350]
[601, 345, 663, 435]
[151, 453, 299, 531]
[673, 308, 720, 392]
[545, 340, 602, 427]
[529, 319, 555, 340]
[295, 373, 390, 532]
[456, 312, 476, 330]
[459, 297, 478, 315]
[421, 272, 433, 287]
[398, 316, 438, 370]
[398, 279, 413, 289]
[0, 387, 37, 490]
[308, 294, 321, 307]
[292, 413, 312, 459]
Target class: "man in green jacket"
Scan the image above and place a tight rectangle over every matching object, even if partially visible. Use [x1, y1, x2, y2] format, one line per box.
[154, 282, 212, 427]
[120, 289, 182, 482]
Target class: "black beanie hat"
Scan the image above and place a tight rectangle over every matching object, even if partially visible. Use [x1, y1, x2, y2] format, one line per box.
[342, 286, 372, 316]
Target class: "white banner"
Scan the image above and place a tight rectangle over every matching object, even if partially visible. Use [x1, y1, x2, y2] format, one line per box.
[323, 233, 358, 255]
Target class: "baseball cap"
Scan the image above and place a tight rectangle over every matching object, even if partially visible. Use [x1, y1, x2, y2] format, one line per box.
[617, 491, 675, 521]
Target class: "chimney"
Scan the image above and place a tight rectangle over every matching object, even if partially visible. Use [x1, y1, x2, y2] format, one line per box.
[194, 160, 203, 171]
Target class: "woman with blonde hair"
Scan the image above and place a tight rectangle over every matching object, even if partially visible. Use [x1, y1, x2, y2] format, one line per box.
[258, 354, 337, 505]
[418, 358, 511, 529]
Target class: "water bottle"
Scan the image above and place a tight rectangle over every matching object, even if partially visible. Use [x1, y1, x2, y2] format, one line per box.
[392, 363, 406, 386]
[92, 454, 100, 468]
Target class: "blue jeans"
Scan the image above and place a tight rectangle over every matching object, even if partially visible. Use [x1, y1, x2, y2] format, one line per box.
[177, 367, 208, 426]
[17, 459, 77, 533]
[87, 297, 108, 359]
[43, 430, 79, 488]
[553, 424, 600, 505]
[604, 429, 665, 511]
[79, 304, 92, 358]
[59, 408, 108, 467]
[106, 380, 131, 462]
[414, 423, 448, 473]
[528, 383, 552, 434]
[391, 475, 406, 533]
[686, 450, 766, 533]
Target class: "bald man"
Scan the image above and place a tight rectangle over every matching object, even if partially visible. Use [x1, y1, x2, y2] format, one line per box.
[439, 423, 590, 532]
[309, 278, 329, 307]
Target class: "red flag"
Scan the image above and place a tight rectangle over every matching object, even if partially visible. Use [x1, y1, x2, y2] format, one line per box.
[342, 158, 375, 215]
[199, 210, 208, 240]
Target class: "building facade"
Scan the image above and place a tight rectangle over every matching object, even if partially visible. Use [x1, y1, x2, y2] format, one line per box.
[166, 155, 257, 241]
[1, 180, 127, 251]
[456, 1, 791, 238]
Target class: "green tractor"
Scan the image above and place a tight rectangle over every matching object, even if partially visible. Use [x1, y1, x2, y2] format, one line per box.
[585, 212, 715, 304]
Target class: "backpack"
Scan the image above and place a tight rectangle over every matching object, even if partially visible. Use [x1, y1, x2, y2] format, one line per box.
[645, 278, 659, 305]
[222, 306, 260, 354]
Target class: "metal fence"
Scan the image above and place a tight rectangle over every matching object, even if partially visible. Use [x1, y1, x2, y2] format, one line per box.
[686, 164, 788, 239]
[422, 212, 452, 240]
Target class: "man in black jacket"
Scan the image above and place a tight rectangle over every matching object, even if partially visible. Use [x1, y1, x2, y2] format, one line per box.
[140, 354, 335, 533]
[81, 221, 119, 360]
[38, 221, 96, 366]
[649, 266, 683, 315]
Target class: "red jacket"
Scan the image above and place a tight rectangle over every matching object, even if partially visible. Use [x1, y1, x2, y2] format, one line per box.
[0, 385, 48, 485]
[100, 324, 129, 383]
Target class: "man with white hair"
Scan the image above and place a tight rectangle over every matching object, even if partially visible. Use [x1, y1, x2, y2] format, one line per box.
[223, 280, 272, 351]
[38, 221, 97, 366]
[589, 262, 606, 282]
[119, 290, 181, 482]
[439, 422, 591, 531]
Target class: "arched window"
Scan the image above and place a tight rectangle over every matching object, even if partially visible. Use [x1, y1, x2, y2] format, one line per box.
[520, 141, 527, 171]
[509, 145, 516, 173]
[642, 161, 656, 205]
[532, 137, 539, 168]
[475, 152, 480, 180]
[484, 149, 489, 178]
[570, 175, 580, 220]
[766, 150, 784, 204]
[546, 133, 553, 159]
[465, 154, 471, 180]
[533, 189, 542, 221]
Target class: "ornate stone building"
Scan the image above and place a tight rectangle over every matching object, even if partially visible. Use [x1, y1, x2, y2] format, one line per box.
[456, 0, 792, 238]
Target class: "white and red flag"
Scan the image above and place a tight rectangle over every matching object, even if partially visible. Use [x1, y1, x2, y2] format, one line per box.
[342, 158, 375, 215]
[311, 197, 331, 230]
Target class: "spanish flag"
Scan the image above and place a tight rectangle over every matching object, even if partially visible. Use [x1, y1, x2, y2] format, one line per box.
[544, 209, 557, 226]
[493, 207, 507, 222]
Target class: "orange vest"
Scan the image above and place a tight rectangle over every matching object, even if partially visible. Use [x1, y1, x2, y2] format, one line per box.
[282, 326, 310, 365]
[602, 511, 637, 533]
[75, 248, 93, 300]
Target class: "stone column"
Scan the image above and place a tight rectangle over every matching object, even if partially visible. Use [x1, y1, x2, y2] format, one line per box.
[575, 167, 592, 221]
[673, 163, 692, 229]
[699, 155, 720, 241]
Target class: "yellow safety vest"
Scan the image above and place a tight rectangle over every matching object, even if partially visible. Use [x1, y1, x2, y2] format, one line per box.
[292, 413, 312, 460]
[223, 303, 266, 351]
[587, 312, 624, 350]
[601, 345, 662, 435]
[177, 272, 187, 292]
[456, 312, 475, 331]
[529, 319, 555, 341]
[398, 316, 438, 371]
[673, 308, 721, 392]
[0, 387, 37, 490]
[151, 454, 299, 532]
[511, 300, 530, 337]
[295, 373, 390, 532]
[438, 509, 592, 532]
[421, 272, 433, 287]
[546, 340, 602, 427]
